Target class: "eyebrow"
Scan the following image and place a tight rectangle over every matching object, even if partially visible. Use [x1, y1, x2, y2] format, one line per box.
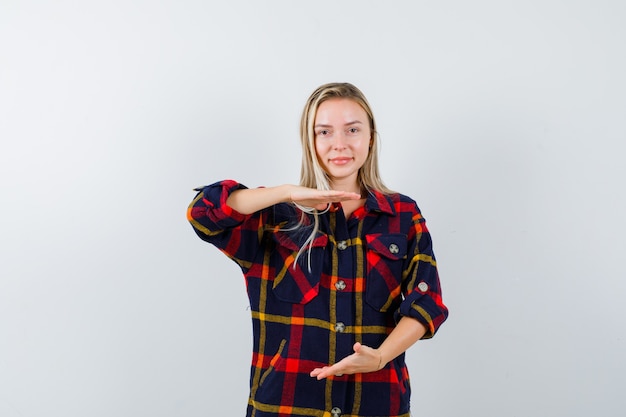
[314, 120, 364, 128]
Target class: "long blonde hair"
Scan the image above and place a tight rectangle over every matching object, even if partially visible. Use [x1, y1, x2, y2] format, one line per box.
[299, 82, 392, 194]
[293, 83, 392, 268]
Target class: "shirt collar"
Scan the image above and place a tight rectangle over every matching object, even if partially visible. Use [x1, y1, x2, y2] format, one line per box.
[364, 189, 396, 216]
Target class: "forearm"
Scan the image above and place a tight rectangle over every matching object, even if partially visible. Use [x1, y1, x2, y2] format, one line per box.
[226, 185, 361, 215]
[226, 185, 292, 215]
[377, 316, 427, 368]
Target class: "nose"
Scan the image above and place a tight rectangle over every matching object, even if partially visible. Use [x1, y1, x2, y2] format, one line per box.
[332, 132, 347, 150]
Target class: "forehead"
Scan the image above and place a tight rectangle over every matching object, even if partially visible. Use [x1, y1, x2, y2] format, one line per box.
[315, 98, 368, 124]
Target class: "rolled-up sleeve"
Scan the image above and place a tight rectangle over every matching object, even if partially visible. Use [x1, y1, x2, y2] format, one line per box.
[187, 180, 263, 269]
[396, 210, 448, 339]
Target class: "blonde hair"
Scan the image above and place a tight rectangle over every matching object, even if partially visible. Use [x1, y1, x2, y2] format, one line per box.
[293, 83, 392, 268]
[299, 82, 392, 194]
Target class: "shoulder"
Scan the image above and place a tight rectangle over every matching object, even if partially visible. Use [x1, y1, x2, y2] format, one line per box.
[379, 191, 423, 215]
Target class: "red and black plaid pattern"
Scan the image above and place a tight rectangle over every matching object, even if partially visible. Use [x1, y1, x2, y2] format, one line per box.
[188, 180, 448, 417]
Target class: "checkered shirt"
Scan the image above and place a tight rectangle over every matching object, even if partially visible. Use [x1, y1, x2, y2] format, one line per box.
[187, 180, 448, 417]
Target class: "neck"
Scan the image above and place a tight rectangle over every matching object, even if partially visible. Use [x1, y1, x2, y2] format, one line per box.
[330, 180, 362, 195]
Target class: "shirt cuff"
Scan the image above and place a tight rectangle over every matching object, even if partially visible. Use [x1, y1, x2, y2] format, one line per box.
[193, 179, 249, 225]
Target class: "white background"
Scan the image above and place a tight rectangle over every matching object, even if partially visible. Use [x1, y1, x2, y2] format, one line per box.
[1, 1, 625, 416]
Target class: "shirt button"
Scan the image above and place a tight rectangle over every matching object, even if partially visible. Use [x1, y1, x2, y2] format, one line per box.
[418, 281, 429, 292]
[334, 322, 345, 333]
[337, 240, 348, 250]
[335, 280, 346, 291]
[388, 243, 400, 254]
[331, 407, 342, 417]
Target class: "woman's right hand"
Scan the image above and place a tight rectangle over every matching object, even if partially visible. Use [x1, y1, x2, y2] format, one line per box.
[288, 186, 361, 210]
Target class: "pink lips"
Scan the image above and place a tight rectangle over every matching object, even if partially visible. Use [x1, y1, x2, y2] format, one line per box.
[329, 157, 353, 165]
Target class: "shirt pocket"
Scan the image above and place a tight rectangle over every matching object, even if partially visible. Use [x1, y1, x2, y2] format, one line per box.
[271, 230, 328, 304]
[365, 233, 407, 312]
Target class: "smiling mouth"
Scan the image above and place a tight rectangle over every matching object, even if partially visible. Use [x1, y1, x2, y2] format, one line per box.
[329, 157, 353, 165]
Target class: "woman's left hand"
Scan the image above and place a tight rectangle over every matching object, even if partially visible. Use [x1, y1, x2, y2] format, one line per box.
[310, 342, 382, 380]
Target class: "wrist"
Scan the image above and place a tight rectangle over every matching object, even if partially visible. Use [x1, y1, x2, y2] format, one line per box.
[279, 184, 295, 203]
[376, 350, 385, 370]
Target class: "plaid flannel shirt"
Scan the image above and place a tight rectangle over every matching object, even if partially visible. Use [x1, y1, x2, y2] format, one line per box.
[187, 180, 448, 417]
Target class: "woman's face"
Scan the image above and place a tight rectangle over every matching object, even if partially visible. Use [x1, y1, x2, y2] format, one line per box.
[314, 98, 371, 190]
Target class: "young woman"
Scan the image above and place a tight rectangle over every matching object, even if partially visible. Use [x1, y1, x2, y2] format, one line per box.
[187, 83, 448, 417]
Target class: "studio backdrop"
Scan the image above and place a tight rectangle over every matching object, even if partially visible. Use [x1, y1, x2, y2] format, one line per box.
[1, 1, 625, 416]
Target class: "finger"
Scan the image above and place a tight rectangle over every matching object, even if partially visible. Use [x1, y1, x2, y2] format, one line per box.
[309, 190, 359, 200]
[312, 363, 343, 380]
[330, 191, 361, 200]
[310, 367, 326, 379]
[332, 196, 361, 203]
[310, 366, 329, 377]
[314, 367, 335, 380]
